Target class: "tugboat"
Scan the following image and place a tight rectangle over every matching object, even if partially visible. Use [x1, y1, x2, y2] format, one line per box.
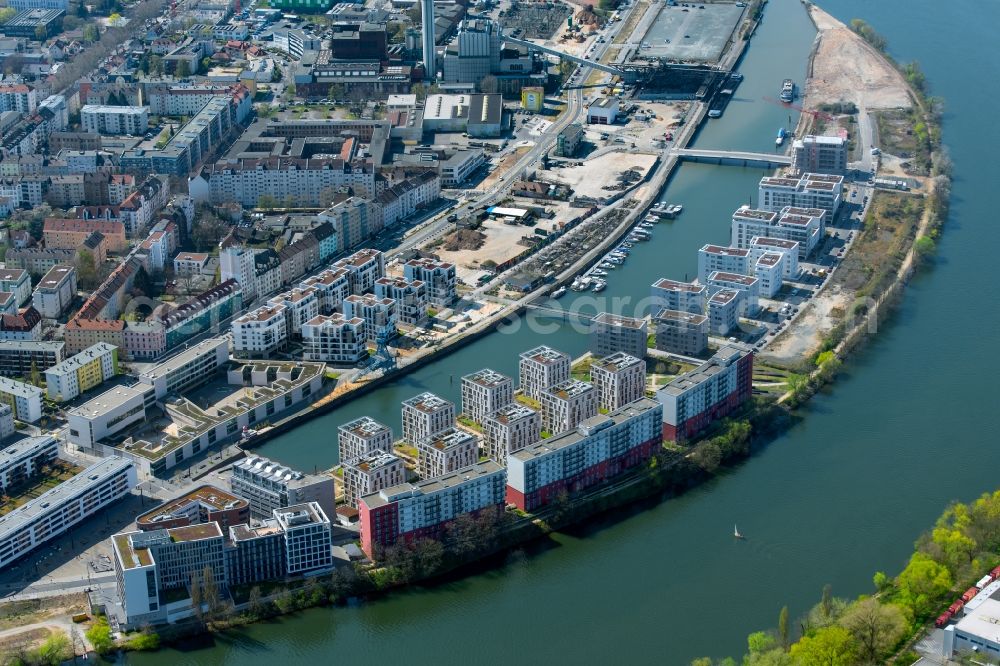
[779, 79, 795, 102]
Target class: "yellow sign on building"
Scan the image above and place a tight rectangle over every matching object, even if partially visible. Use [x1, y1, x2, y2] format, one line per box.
[521, 87, 545, 112]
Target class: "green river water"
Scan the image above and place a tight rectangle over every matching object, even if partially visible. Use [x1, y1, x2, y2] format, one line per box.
[128, 0, 995, 661]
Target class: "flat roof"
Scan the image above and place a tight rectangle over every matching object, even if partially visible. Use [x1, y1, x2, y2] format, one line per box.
[652, 278, 705, 293]
[0, 435, 57, 469]
[701, 244, 749, 257]
[0, 376, 43, 399]
[954, 598, 1000, 643]
[484, 402, 537, 425]
[547, 378, 594, 399]
[344, 451, 401, 472]
[750, 236, 799, 250]
[361, 460, 504, 509]
[657, 347, 748, 397]
[139, 337, 228, 381]
[654, 308, 708, 325]
[708, 271, 758, 286]
[463, 368, 510, 388]
[0, 457, 133, 538]
[339, 415, 392, 439]
[67, 384, 149, 418]
[520, 345, 569, 365]
[136, 484, 247, 527]
[422, 427, 477, 451]
[35, 264, 75, 291]
[45, 342, 116, 378]
[709, 289, 740, 306]
[592, 352, 643, 372]
[593, 312, 646, 329]
[402, 391, 453, 413]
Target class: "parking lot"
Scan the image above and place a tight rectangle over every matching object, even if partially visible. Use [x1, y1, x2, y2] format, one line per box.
[639, 3, 745, 62]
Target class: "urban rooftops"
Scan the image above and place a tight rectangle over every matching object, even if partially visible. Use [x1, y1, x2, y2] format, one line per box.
[652, 278, 705, 293]
[592, 352, 643, 372]
[548, 378, 593, 400]
[340, 416, 391, 439]
[592, 312, 645, 329]
[463, 368, 509, 388]
[135, 484, 247, 529]
[426, 427, 476, 451]
[403, 392, 452, 413]
[701, 244, 749, 257]
[363, 460, 504, 509]
[487, 402, 537, 424]
[654, 308, 709, 325]
[520, 345, 568, 365]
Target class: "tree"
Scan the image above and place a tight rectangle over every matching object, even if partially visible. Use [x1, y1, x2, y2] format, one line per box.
[175, 60, 191, 78]
[190, 570, 205, 626]
[85, 617, 115, 654]
[76, 249, 99, 290]
[873, 571, 891, 593]
[200, 56, 213, 74]
[82, 24, 99, 42]
[0, 7, 16, 22]
[35, 24, 48, 41]
[777, 606, 790, 650]
[34, 632, 72, 665]
[328, 84, 345, 102]
[789, 625, 858, 666]
[897, 552, 953, 617]
[838, 598, 907, 663]
[747, 631, 777, 655]
[257, 194, 278, 211]
[915, 235, 937, 256]
[149, 55, 164, 76]
[248, 585, 264, 617]
[192, 207, 229, 250]
[29, 361, 40, 388]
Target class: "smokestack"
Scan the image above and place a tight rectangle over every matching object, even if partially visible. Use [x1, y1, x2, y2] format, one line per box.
[421, 0, 436, 81]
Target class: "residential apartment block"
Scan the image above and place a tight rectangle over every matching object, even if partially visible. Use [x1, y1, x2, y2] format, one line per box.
[655, 346, 754, 441]
[230, 455, 335, 521]
[0, 268, 31, 306]
[31, 264, 77, 319]
[697, 245, 750, 285]
[43, 342, 118, 402]
[731, 206, 823, 259]
[653, 308, 709, 356]
[482, 402, 540, 465]
[749, 237, 800, 278]
[707, 289, 740, 336]
[135, 485, 250, 532]
[758, 173, 843, 224]
[791, 136, 848, 176]
[754, 252, 785, 298]
[232, 303, 287, 358]
[343, 294, 397, 342]
[0, 340, 64, 378]
[401, 392, 455, 444]
[374, 277, 427, 327]
[506, 398, 662, 511]
[0, 435, 58, 495]
[416, 427, 480, 479]
[590, 312, 648, 360]
[301, 313, 366, 365]
[541, 379, 598, 436]
[359, 460, 506, 558]
[338, 416, 393, 464]
[590, 352, 646, 412]
[81, 105, 149, 136]
[0, 376, 43, 423]
[650, 278, 706, 315]
[402, 258, 457, 308]
[343, 452, 405, 508]
[460, 368, 514, 424]
[518, 345, 571, 401]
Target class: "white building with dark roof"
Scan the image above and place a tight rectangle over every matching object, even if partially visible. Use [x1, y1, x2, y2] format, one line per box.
[461, 368, 513, 424]
[401, 392, 455, 444]
[518, 345, 570, 401]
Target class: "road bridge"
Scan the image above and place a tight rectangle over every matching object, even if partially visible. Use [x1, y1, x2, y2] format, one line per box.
[673, 148, 793, 168]
[503, 36, 626, 78]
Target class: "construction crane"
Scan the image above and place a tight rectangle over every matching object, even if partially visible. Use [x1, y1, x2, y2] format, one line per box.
[761, 96, 835, 122]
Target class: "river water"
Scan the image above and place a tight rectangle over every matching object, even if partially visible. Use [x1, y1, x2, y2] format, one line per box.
[128, 0, 997, 662]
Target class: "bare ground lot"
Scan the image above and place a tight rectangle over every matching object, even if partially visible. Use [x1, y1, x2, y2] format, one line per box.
[804, 5, 911, 110]
[546, 152, 658, 199]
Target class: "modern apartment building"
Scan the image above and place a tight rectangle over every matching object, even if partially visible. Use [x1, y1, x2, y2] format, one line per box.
[731, 206, 823, 259]
[758, 173, 843, 224]
[301, 268, 350, 314]
[540, 379, 598, 436]
[697, 245, 751, 285]
[518, 345, 571, 401]
[374, 277, 427, 327]
[80, 105, 150, 135]
[506, 398, 662, 511]
[705, 271, 761, 317]
[343, 294, 397, 343]
[754, 252, 785, 298]
[401, 392, 455, 444]
[707, 289, 740, 336]
[332, 248, 385, 295]
[343, 452, 405, 508]
[590, 312, 648, 360]
[67, 384, 155, 451]
[655, 346, 754, 441]
[274, 502, 333, 575]
[791, 135, 848, 175]
[749, 237, 800, 278]
[0, 268, 31, 306]
[230, 455, 335, 521]
[590, 352, 646, 412]
[402, 258, 457, 308]
[358, 460, 506, 558]
[0, 457, 135, 569]
[0, 340, 65, 378]
[198, 157, 377, 207]
[0, 376, 43, 423]
[43, 342, 118, 402]
[650, 278, 706, 315]
[0, 404, 14, 441]
[0, 435, 58, 495]
[416, 427, 479, 479]
[231, 303, 288, 358]
[482, 402, 540, 465]
[338, 416, 394, 463]
[460, 368, 514, 424]
[31, 264, 77, 319]
[135, 485, 250, 532]
[652, 308, 709, 356]
[301, 313, 366, 365]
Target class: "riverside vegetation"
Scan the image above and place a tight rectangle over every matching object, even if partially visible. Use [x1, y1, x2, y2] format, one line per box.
[692, 489, 1000, 665]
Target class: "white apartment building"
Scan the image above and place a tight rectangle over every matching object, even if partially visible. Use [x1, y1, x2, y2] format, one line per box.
[650, 278, 706, 315]
[518, 345, 571, 401]
[302, 268, 350, 314]
[268, 287, 320, 339]
[220, 245, 258, 303]
[202, 158, 377, 207]
[0, 457, 135, 569]
[0, 404, 13, 442]
[461, 368, 514, 424]
[697, 245, 750, 285]
[653, 309, 709, 356]
[0, 377, 43, 423]
[43, 342, 118, 403]
[274, 503, 334, 575]
[707, 289, 740, 336]
[731, 206, 823, 259]
[416, 427, 480, 479]
[706, 272, 760, 317]
[232, 303, 288, 358]
[137, 337, 229, 400]
[749, 237, 800, 278]
[67, 384, 155, 450]
[590, 312, 648, 360]
[541, 379, 598, 436]
[758, 173, 843, 223]
[792, 135, 848, 176]
[301, 314, 366, 365]
[81, 105, 150, 135]
[402, 258, 457, 308]
[343, 294, 397, 343]
[0, 84, 37, 115]
[230, 456, 335, 521]
[377, 171, 442, 228]
[338, 416, 394, 464]
[0, 268, 32, 306]
[332, 248, 385, 295]
[590, 352, 646, 412]
[401, 392, 455, 444]
[482, 402, 540, 465]
[343, 452, 405, 508]
[374, 277, 427, 327]
[0, 435, 58, 493]
[31, 264, 77, 319]
[754, 252, 785, 298]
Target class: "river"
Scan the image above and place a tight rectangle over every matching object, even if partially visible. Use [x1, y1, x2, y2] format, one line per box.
[128, 0, 996, 662]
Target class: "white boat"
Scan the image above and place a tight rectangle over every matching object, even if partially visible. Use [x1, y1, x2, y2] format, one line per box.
[669, 204, 684, 215]
[570, 278, 586, 291]
[640, 221, 655, 229]
[599, 261, 616, 270]
[552, 286, 567, 298]
[616, 246, 631, 255]
[591, 278, 607, 292]
[605, 255, 623, 265]
[734, 524, 746, 540]
[621, 241, 634, 248]
[590, 269, 607, 277]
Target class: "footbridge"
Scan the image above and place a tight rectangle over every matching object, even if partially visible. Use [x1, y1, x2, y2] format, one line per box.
[674, 148, 792, 168]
